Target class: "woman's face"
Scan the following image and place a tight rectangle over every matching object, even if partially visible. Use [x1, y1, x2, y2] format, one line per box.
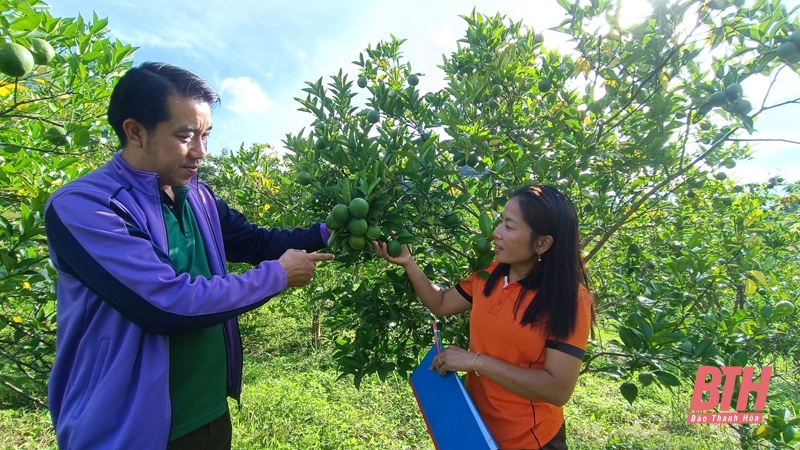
[492, 198, 538, 267]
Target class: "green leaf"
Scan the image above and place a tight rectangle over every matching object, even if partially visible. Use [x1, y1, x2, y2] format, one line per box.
[638, 372, 654, 388]
[693, 338, 714, 357]
[9, 13, 41, 31]
[749, 270, 769, 289]
[653, 370, 681, 387]
[479, 211, 493, 237]
[71, 126, 92, 147]
[620, 382, 638, 405]
[740, 114, 754, 134]
[618, 326, 637, 348]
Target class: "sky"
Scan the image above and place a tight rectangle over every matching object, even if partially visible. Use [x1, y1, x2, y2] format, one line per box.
[48, 0, 800, 184]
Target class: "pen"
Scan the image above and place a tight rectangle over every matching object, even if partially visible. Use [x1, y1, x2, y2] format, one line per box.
[433, 321, 442, 353]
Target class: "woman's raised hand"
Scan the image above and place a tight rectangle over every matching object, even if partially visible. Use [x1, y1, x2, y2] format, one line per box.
[372, 239, 412, 268]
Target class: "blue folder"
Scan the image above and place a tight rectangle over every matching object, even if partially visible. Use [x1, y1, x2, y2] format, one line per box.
[408, 345, 499, 450]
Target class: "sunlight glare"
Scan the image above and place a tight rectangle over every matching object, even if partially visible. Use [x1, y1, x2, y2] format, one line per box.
[618, 0, 653, 29]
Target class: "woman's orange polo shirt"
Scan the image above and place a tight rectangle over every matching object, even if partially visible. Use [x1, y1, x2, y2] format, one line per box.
[455, 261, 593, 449]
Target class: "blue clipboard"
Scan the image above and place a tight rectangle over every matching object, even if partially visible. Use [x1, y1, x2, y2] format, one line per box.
[408, 345, 499, 450]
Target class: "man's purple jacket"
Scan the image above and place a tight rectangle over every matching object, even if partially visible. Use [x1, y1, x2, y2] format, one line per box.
[44, 152, 328, 449]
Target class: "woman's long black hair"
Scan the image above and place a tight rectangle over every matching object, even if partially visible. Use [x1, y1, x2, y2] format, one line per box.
[482, 185, 592, 341]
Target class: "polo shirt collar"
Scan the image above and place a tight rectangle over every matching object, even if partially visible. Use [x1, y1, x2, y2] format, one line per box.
[491, 263, 542, 290]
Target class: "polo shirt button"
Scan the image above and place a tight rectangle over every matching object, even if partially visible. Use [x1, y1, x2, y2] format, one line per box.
[503, 289, 508, 293]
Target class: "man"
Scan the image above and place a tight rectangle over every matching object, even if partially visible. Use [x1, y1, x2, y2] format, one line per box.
[44, 62, 334, 450]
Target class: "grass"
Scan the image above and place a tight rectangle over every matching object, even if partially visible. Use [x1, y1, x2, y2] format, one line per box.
[0, 295, 757, 449]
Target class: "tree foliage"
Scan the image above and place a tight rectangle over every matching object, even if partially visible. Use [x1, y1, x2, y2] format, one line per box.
[278, 1, 800, 446]
[0, 0, 134, 406]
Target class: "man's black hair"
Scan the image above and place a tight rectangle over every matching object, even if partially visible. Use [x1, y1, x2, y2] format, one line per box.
[107, 62, 220, 146]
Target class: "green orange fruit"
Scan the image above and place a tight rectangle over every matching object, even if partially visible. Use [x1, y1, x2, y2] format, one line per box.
[387, 240, 402, 257]
[773, 300, 796, 318]
[709, 91, 727, 107]
[474, 237, 492, 254]
[349, 198, 369, 218]
[407, 74, 419, 86]
[297, 171, 313, 185]
[348, 218, 368, 236]
[734, 99, 752, 115]
[0, 43, 35, 77]
[490, 84, 503, 97]
[30, 38, 55, 65]
[777, 41, 799, 60]
[724, 83, 742, 100]
[365, 224, 381, 240]
[715, 172, 728, 181]
[357, 77, 368, 88]
[325, 214, 344, 231]
[348, 234, 367, 250]
[442, 212, 461, 227]
[366, 109, 380, 124]
[331, 204, 351, 223]
[538, 78, 552, 92]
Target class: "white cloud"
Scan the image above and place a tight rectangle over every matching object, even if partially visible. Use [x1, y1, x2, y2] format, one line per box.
[218, 77, 274, 115]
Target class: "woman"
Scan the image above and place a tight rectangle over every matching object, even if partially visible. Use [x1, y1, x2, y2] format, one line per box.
[374, 185, 594, 449]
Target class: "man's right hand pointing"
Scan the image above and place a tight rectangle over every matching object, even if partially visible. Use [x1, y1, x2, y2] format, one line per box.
[278, 249, 335, 287]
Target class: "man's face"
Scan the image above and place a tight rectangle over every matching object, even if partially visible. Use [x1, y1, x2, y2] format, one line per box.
[142, 95, 212, 189]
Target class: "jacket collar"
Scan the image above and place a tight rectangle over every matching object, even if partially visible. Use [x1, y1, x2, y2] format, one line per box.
[109, 151, 199, 197]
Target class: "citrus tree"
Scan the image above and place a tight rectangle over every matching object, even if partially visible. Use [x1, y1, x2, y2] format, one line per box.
[0, 0, 134, 405]
[282, 2, 800, 446]
[200, 144, 342, 346]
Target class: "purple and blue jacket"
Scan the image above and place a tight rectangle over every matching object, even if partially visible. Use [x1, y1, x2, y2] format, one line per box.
[44, 152, 328, 449]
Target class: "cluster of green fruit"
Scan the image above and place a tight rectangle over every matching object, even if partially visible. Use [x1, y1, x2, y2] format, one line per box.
[356, 73, 419, 125]
[325, 197, 384, 253]
[0, 38, 55, 78]
[775, 30, 800, 64]
[761, 300, 797, 320]
[357, 73, 418, 90]
[706, 83, 751, 115]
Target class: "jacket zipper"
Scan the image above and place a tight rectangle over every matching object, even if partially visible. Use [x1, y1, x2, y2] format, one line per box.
[194, 185, 244, 410]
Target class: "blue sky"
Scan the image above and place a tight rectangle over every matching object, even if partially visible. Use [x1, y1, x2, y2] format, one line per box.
[49, 0, 800, 184]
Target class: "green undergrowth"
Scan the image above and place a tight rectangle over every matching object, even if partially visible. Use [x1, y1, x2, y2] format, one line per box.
[0, 296, 753, 449]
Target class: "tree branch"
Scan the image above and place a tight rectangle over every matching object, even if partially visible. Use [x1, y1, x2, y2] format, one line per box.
[585, 127, 738, 262]
[0, 375, 46, 407]
[727, 138, 800, 145]
[0, 142, 84, 156]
